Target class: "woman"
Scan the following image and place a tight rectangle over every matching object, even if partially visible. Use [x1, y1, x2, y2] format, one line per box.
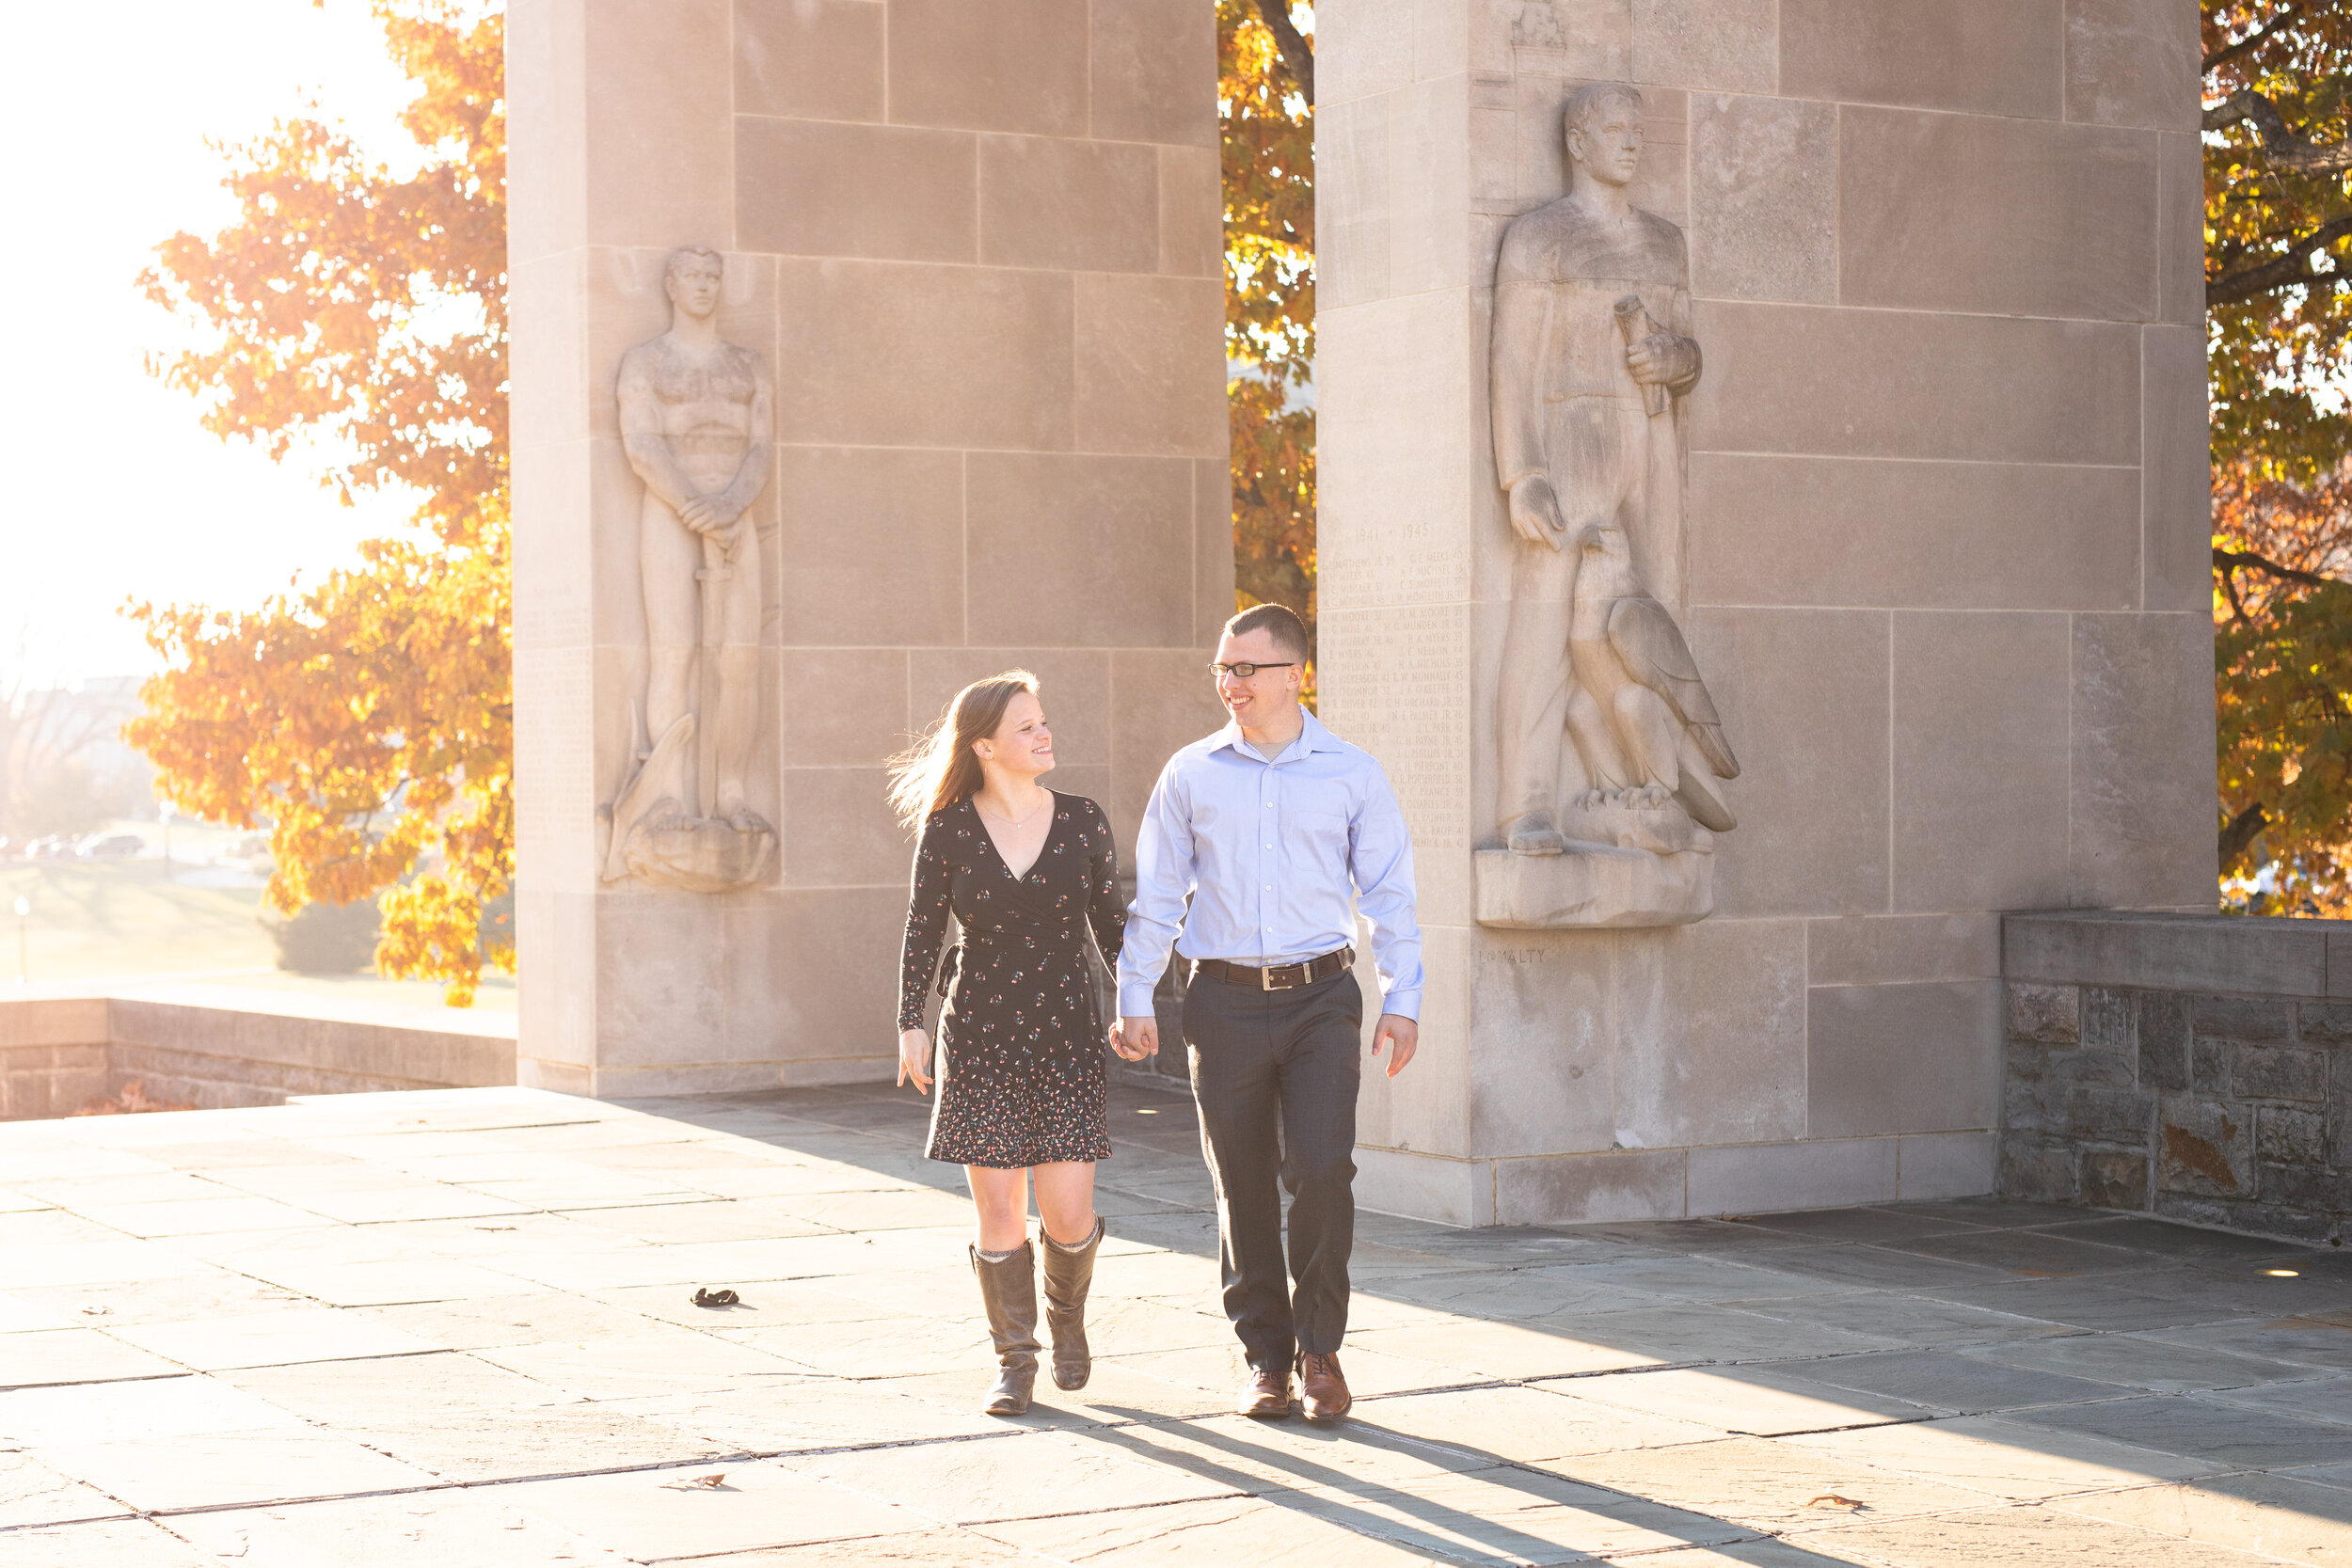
[890, 672, 1127, 1417]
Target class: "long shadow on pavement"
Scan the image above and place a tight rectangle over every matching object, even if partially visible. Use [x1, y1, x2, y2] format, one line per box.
[621, 1078, 2352, 1564]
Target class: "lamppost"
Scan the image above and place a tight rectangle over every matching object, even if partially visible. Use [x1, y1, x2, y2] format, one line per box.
[12, 895, 26, 985]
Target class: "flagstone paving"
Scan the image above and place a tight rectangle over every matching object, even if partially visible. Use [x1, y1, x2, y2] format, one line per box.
[2, 1082, 2351, 1565]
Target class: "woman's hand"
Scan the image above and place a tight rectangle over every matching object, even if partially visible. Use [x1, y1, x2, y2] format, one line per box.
[1110, 1016, 1159, 1062]
[898, 1028, 934, 1094]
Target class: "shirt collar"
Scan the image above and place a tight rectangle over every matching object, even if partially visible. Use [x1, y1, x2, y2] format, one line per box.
[1214, 705, 1335, 764]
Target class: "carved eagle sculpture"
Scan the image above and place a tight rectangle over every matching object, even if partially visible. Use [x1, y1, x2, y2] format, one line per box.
[1566, 519, 1741, 832]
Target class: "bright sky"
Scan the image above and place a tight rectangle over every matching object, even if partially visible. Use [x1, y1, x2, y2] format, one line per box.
[1, 0, 427, 687]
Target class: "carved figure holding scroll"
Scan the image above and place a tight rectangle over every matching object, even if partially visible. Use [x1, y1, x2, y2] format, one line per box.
[1489, 81, 1720, 860]
[603, 245, 777, 891]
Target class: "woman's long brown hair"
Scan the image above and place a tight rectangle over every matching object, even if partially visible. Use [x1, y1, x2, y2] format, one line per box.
[886, 671, 1040, 832]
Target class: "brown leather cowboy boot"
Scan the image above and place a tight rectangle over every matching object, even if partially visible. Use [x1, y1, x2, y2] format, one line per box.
[1041, 1217, 1104, 1391]
[971, 1242, 1041, 1416]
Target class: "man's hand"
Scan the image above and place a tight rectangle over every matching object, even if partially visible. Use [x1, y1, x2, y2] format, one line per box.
[1625, 330, 1699, 390]
[1370, 1014, 1418, 1079]
[897, 1028, 933, 1094]
[677, 493, 743, 537]
[1506, 474, 1568, 551]
[1111, 1015, 1160, 1061]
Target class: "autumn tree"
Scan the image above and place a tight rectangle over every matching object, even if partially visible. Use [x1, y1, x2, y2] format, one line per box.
[2202, 4, 2352, 910]
[1222, 2, 1317, 649]
[126, 0, 512, 1001]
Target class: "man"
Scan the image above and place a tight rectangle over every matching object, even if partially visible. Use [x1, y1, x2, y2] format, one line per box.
[1113, 603, 1423, 1423]
[1490, 82, 1701, 855]
[614, 245, 773, 834]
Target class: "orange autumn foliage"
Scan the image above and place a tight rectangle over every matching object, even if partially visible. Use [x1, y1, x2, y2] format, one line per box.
[2213, 458, 2352, 911]
[1222, 2, 1317, 651]
[124, 2, 1302, 1002]
[125, 0, 510, 1004]
[2204, 4, 2352, 910]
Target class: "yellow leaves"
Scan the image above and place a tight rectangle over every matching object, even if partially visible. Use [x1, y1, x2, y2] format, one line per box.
[139, 3, 504, 550]
[2201, 6, 2352, 481]
[2203, 8, 2352, 910]
[126, 0, 509, 1005]
[1224, 3, 1318, 644]
[1221, 1, 1313, 383]
[2212, 458, 2352, 908]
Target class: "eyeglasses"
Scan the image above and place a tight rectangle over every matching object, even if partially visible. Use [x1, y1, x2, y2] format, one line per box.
[1209, 661, 1298, 679]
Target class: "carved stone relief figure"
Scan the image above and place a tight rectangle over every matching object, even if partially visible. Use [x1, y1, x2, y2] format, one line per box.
[1477, 84, 1740, 929]
[601, 245, 777, 893]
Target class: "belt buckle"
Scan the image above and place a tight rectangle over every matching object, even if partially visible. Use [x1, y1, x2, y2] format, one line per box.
[1260, 963, 1277, 991]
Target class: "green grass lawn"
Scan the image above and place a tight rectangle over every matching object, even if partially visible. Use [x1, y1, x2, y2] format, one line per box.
[0, 835, 515, 1012]
[0, 857, 273, 982]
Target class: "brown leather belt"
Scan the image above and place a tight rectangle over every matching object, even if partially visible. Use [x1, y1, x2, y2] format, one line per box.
[1193, 947, 1355, 991]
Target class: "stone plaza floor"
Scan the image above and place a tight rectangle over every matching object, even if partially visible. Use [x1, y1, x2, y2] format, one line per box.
[3, 1083, 2352, 1565]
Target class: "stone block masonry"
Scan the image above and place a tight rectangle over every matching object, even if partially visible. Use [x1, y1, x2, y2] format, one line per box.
[2002, 911, 2352, 1245]
[507, 0, 1232, 1095]
[1318, 0, 2213, 1227]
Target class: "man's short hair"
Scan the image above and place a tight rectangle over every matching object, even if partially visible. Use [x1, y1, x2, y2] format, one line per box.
[665, 244, 723, 281]
[1563, 82, 1643, 137]
[1224, 602, 1311, 664]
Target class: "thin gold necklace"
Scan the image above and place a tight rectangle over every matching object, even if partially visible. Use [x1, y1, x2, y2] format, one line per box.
[977, 792, 1049, 828]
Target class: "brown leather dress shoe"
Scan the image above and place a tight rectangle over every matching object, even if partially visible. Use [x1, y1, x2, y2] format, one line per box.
[1237, 1366, 1293, 1418]
[1298, 1352, 1351, 1422]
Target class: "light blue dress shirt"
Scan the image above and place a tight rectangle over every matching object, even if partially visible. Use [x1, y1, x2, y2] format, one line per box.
[1117, 707, 1425, 1021]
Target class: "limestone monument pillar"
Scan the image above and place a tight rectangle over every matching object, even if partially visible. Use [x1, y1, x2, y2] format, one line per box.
[509, 0, 1230, 1095]
[1319, 2, 2215, 1224]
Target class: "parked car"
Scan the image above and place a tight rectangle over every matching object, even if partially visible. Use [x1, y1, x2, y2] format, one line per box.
[77, 834, 145, 860]
[24, 836, 74, 861]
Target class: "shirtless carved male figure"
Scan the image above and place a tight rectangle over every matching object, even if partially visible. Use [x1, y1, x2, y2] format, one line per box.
[602, 245, 778, 891]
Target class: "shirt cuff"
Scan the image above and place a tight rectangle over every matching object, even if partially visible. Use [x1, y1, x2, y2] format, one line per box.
[1118, 983, 1161, 1019]
[1376, 987, 1422, 1022]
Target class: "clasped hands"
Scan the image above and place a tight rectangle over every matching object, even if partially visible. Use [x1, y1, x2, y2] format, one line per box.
[675, 491, 748, 555]
[1109, 1013, 1420, 1079]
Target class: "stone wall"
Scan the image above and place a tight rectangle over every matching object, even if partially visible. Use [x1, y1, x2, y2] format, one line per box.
[0, 988, 515, 1119]
[1317, 0, 2217, 1227]
[508, 0, 1232, 1096]
[2002, 911, 2352, 1245]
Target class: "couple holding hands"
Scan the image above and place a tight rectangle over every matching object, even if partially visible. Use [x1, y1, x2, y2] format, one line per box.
[891, 603, 1424, 1423]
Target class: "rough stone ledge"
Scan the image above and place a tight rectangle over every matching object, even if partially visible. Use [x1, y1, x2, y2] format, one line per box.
[0, 985, 514, 1120]
[2000, 911, 2352, 1247]
[2004, 910, 2334, 997]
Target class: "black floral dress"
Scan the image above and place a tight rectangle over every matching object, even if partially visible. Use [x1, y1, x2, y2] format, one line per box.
[898, 792, 1125, 1167]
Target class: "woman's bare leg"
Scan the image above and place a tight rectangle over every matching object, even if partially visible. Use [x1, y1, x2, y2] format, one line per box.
[967, 1165, 1031, 1253]
[1030, 1161, 1098, 1247]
